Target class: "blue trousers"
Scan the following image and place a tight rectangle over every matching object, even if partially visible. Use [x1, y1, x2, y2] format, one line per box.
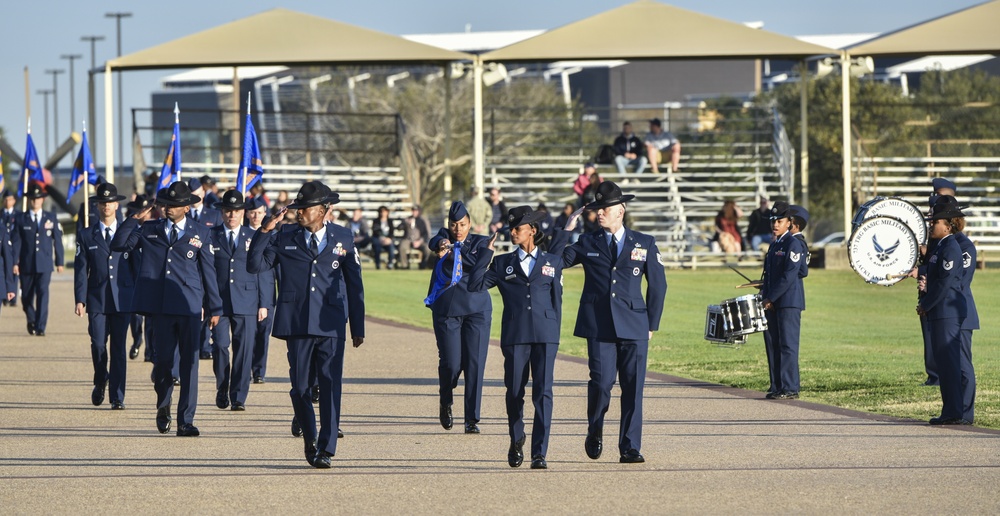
[762, 321, 778, 393]
[930, 317, 964, 420]
[88, 312, 130, 404]
[213, 314, 255, 405]
[960, 329, 976, 422]
[502, 343, 558, 458]
[587, 338, 647, 455]
[151, 315, 201, 427]
[287, 336, 345, 455]
[21, 272, 51, 331]
[765, 307, 801, 394]
[432, 310, 491, 423]
[252, 312, 274, 378]
[920, 315, 938, 384]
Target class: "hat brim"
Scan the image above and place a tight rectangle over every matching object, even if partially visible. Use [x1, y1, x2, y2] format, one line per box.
[500, 211, 547, 232]
[585, 194, 635, 211]
[287, 194, 340, 210]
[214, 201, 246, 211]
[90, 194, 127, 203]
[926, 209, 966, 221]
[156, 195, 201, 207]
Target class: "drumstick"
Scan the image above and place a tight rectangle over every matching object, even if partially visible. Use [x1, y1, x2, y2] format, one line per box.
[727, 264, 756, 283]
[885, 273, 911, 281]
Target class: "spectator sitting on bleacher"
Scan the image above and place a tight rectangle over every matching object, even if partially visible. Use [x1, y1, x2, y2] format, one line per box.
[583, 209, 601, 233]
[371, 206, 399, 270]
[573, 162, 603, 209]
[554, 203, 582, 244]
[399, 205, 431, 269]
[270, 190, 290, 216]
[487, 187, 508, 236]
[613, 121, 648, 175]
[466, 186, 492, 235]
[348, 208, 372, 250]
[714, 200, 744, 254]
[645, 118, 681, 174]
[745, 197, 774, 252]
[581, 170, 603, 208]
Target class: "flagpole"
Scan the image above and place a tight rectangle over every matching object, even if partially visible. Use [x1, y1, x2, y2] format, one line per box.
[174, 103, 182, 182]
[83, 121, 90, 229]
[22, 119, 30, 212]
[240, 92, 250, 195]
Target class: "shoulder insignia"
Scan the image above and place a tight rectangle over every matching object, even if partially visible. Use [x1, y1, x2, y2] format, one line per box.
[963, 252, 972, 269]
[943, 260, 953, 271]
[790, 251, 801, 263]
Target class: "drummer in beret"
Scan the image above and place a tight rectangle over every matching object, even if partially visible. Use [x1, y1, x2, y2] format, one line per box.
[759, 201, 808, 400]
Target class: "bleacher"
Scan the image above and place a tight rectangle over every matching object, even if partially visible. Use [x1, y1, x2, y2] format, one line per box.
[855, 156, 1000, 256]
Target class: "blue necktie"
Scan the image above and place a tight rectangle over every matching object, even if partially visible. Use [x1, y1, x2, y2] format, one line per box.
[424, 242, 463, 306]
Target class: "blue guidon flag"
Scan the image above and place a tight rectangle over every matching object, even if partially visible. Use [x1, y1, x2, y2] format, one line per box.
[157, 110, 182, 194]
[236, 111, 264, 195]
[17, 132, 45, 198]
[67, 130, 98, 199]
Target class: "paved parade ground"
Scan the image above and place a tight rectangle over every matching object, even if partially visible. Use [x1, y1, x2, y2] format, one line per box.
[1, 279, 999, 514]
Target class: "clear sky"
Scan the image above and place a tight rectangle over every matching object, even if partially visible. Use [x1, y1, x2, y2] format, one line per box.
[0, 0, 984, 168]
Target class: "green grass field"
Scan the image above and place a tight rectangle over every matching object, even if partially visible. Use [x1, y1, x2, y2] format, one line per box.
[362, 267, 998, 429]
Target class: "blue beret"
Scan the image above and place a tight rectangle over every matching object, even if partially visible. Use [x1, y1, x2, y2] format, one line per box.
[769, 200, 791, 220]
[932, 177, 956, 192]
[244, 196, 267, 211]
[187, 178, 202, 192]
[448, 201, 469, 222]
[790, 205, 809, 225]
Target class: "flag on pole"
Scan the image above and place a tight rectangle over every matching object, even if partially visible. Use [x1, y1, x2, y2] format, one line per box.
[236, 97, 264, 195]
[67, 130, 98, 200]
[156, 105, 182, 193]
[17, 132, 45, 198]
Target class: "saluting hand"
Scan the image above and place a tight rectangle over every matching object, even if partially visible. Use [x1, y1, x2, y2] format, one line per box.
[486, 232, 498, 251]
[352, 336, 364, 348]
[75, 303, 85, 317]
[564, 206, 586, 231]
[260, 208, 286, 233]
[133, 205, 154, 220]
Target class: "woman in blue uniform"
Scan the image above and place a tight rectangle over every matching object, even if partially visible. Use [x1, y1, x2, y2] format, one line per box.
[917, 200, 969, 425]
[426, 202, 493, 434]
[468, 206, 569, 469]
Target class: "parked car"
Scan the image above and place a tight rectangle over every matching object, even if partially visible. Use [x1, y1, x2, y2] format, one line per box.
[813, 231, 845, 248]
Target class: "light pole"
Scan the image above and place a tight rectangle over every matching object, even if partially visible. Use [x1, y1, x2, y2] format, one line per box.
[105, 11, 132, 180]
[45, 69, 65, 151]
[60, 54, 83, 137]
[81, 35, 105, 159]
[37, 89, 53, 158]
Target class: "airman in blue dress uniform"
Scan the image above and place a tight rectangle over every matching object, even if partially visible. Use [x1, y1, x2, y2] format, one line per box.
[125, 195, 155, 362]
[209, 190, 269, 411]
[917, 199, 970, 425]
[426, 201, 493, 434]
[73, 183, 131, 410]
[12, 183, 64, 336]
[0, 191, 16, 313]
[557, 181, 667, 464]
[467, 206, 570, 469]
[760, 201, 807, 400]
[187, 178, 224, 361]
[111, 180, 223, 436]
[244, 197, 276, 384]
[1, 189, 19, 308]
[789, 205, 811, 271]
[248, 181, 365, 469]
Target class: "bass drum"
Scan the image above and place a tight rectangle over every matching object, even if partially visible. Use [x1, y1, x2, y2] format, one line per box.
[852, 197, 927, 244]
[848, 216, 919, 286]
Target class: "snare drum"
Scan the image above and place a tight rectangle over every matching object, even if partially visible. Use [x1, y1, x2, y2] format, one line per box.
[720, 294, 767, 338]
[852, 197, 927, 244]
[704, 305, 728, 343]
[848, 215, 919, 286]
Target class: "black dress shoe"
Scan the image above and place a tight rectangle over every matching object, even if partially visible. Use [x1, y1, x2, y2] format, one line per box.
[311, 385, 320, 404]
[304, 440, 317, 466]
[313, 450, 333, 469]
[231, 402, 245, 411]
[530, 455, 547, 469]
[111, 401, 125, 410]
[620, 449, 645, 463]
[291, 416, 303, 437]
[35, 331, 45, 337]
[156, 407, 172, 434]
[91, 381, 107, 406]
[508, 437, 525, 468]
[776, 391, 799, 400]
[464, 422, 480, 434]
[27, 322, 35, 335]
[216, 388, 230, 409]
[764, 391, 778, 399]
[338, 428, 344, 439]
[439, 404, 453, 430]
[176, 424, 200, 437]
[252, 376, 264, 384]
[929, 416, 973, 426]
[585, 432, 603, 460]
[129, 344, 140, 360]
[923, 378, 940, 386]
[173, 377, 180, 386]
[200, 352, 213, 360]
